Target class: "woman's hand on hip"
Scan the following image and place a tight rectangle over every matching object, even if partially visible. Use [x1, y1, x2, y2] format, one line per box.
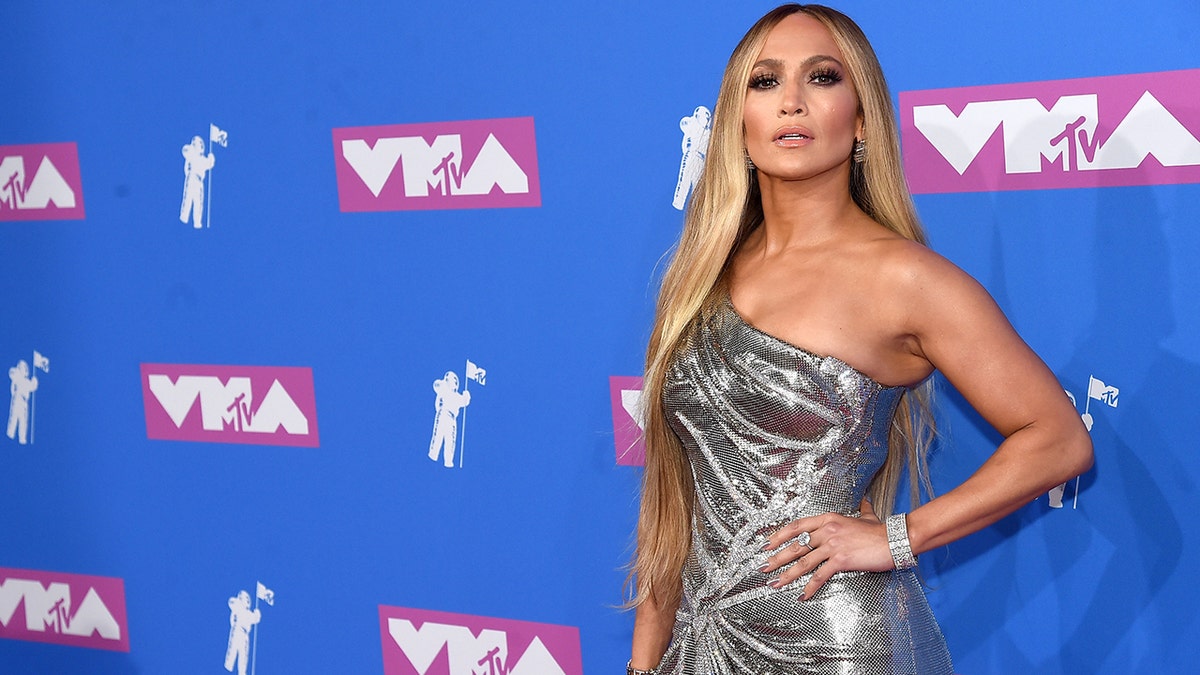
[760, 499, 896, 600]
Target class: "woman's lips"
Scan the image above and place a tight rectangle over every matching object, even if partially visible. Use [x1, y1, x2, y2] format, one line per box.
[773, 126, 813, 146]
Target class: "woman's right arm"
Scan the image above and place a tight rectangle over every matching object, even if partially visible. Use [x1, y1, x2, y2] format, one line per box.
[630, 590, 678, 671]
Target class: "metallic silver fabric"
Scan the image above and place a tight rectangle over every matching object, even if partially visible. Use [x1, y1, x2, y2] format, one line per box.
[656, 296, 953, 675]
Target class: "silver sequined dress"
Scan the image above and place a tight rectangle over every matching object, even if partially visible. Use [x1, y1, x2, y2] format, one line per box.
[656, 296, 953, 675]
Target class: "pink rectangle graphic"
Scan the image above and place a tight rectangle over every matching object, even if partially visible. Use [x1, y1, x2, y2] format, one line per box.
[610, 375, 646, 466]
[0, 142, 86, 220]
[333, 117, 541, 212]
[141, 363, 320, 447]
[0, 567, 130, 652]
[379, 605, 583, 675]
[900, 69, 1200, 193]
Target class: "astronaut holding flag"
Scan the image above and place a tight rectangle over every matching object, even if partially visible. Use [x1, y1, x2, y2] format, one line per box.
[428, 360, 487, 469]
[8, 350, 48, 445]
[224, 581, 274, 675]
[179, 123, 228, 229]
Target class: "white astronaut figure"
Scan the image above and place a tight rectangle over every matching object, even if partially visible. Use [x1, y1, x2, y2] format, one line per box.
[180, 135, 215, 228]
[224, 590, 261, 675]
[7, 360, 38, 444]
[428, 371, 471, 468]
[672, 106, 712, 210]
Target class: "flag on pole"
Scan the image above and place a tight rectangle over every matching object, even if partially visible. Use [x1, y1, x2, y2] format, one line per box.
[1087, 375, 1119, 407]
[33, 351, 49, 373]
[256, 582, 275, 606]
[466, 360, 487, 386]
[210, 124, 229, 148]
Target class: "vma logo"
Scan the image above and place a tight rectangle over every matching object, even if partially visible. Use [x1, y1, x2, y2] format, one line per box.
[0, 566, 129, 652]
[609, 375, 645, 466]
[901, 69, 1200, 193]
[140, 363, 319, 447]
[333, 117, 541, 212]
[379, 605, 582, 675]
[0, 142, 85, 221]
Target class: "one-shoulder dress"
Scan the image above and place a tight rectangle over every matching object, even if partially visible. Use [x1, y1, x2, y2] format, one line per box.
[655, 296, 953, 675]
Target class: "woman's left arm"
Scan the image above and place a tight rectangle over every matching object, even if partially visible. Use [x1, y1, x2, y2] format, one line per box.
[762, 249, 1093, 599]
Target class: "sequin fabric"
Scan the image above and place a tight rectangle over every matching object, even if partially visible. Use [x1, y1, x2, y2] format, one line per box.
[656, 296, 953, 675]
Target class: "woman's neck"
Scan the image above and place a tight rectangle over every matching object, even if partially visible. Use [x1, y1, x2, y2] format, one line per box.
[753, 166, 863, 255]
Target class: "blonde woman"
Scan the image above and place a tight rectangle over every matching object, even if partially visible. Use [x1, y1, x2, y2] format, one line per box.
[626, 4, 1093, 674]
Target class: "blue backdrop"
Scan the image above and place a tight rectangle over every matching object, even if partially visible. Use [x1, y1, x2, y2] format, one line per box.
[2, 1, 1198, 673]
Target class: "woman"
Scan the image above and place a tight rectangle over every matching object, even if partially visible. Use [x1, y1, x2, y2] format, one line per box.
[627, 5, 1093, 674]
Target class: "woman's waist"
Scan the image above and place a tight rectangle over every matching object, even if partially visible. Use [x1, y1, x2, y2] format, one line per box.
[693, 493, 865, 543]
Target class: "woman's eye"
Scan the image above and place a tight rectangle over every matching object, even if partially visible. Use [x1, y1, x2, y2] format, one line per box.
[749, 74, 779, 90]
[810, 68, 843, 85]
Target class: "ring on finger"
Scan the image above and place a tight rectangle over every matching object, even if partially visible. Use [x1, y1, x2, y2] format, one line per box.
[796, 531, 812, 548]
[804, 541, 815, 552]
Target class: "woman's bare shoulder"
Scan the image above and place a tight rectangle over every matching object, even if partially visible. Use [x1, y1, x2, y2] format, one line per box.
[868, 235, 982, 296]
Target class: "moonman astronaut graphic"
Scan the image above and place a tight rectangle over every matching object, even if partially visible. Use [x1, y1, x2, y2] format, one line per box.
[180, 135, 215, 228]
[672, 106, 712, 210]
[428, 371, 471, 468]
[7, 360, 38, 444]
[224, 590, 261, 675]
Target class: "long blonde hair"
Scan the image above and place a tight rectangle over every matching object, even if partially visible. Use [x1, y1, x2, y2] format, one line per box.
[629, 4, 936, 610]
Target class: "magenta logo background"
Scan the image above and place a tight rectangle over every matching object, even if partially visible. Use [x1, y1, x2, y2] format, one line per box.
[333, 117, 541, 212]
[0, 142, 85, 220]
[141, 363, 319, 447]
[0, 567, 129, 652]
[901, 69, 1200, 193]
[379, 605, 583, 675]
[610, 375, 645, 467]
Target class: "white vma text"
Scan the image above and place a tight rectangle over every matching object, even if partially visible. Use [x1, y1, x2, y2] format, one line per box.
[343, 134, 528, 198]
[387, 619, 568, 675]
[913, 92, 1200, 176]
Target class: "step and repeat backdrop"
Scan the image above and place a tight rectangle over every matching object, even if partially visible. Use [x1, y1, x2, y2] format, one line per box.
[2, 1, 1197, 673]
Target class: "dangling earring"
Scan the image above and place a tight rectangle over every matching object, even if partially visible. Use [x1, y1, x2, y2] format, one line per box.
[745, 150, 756, 171]
[852, 138, 867, 164]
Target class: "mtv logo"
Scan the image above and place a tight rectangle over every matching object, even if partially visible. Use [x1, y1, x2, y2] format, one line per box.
[140, 363, 320, 447]
[0, 567, 129, 652]
[610, 375, 645, 466]
[379, 605, 582, 675]
[333, 117, 541, 212]
[0, 142, 86, 221]
[901, 68, 1200, 193]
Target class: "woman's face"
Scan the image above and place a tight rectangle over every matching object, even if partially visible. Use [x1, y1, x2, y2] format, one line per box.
[742, 13, 862, 183]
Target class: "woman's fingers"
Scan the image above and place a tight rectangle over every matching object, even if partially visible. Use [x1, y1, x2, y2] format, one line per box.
[769, 546, 829, 587]
[763, 539, 813, 572]
[761, 516, 826, 571]
[799, 556, 840, 600]
[760, 511, 894, 598]
[763, 517, 813, 550]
